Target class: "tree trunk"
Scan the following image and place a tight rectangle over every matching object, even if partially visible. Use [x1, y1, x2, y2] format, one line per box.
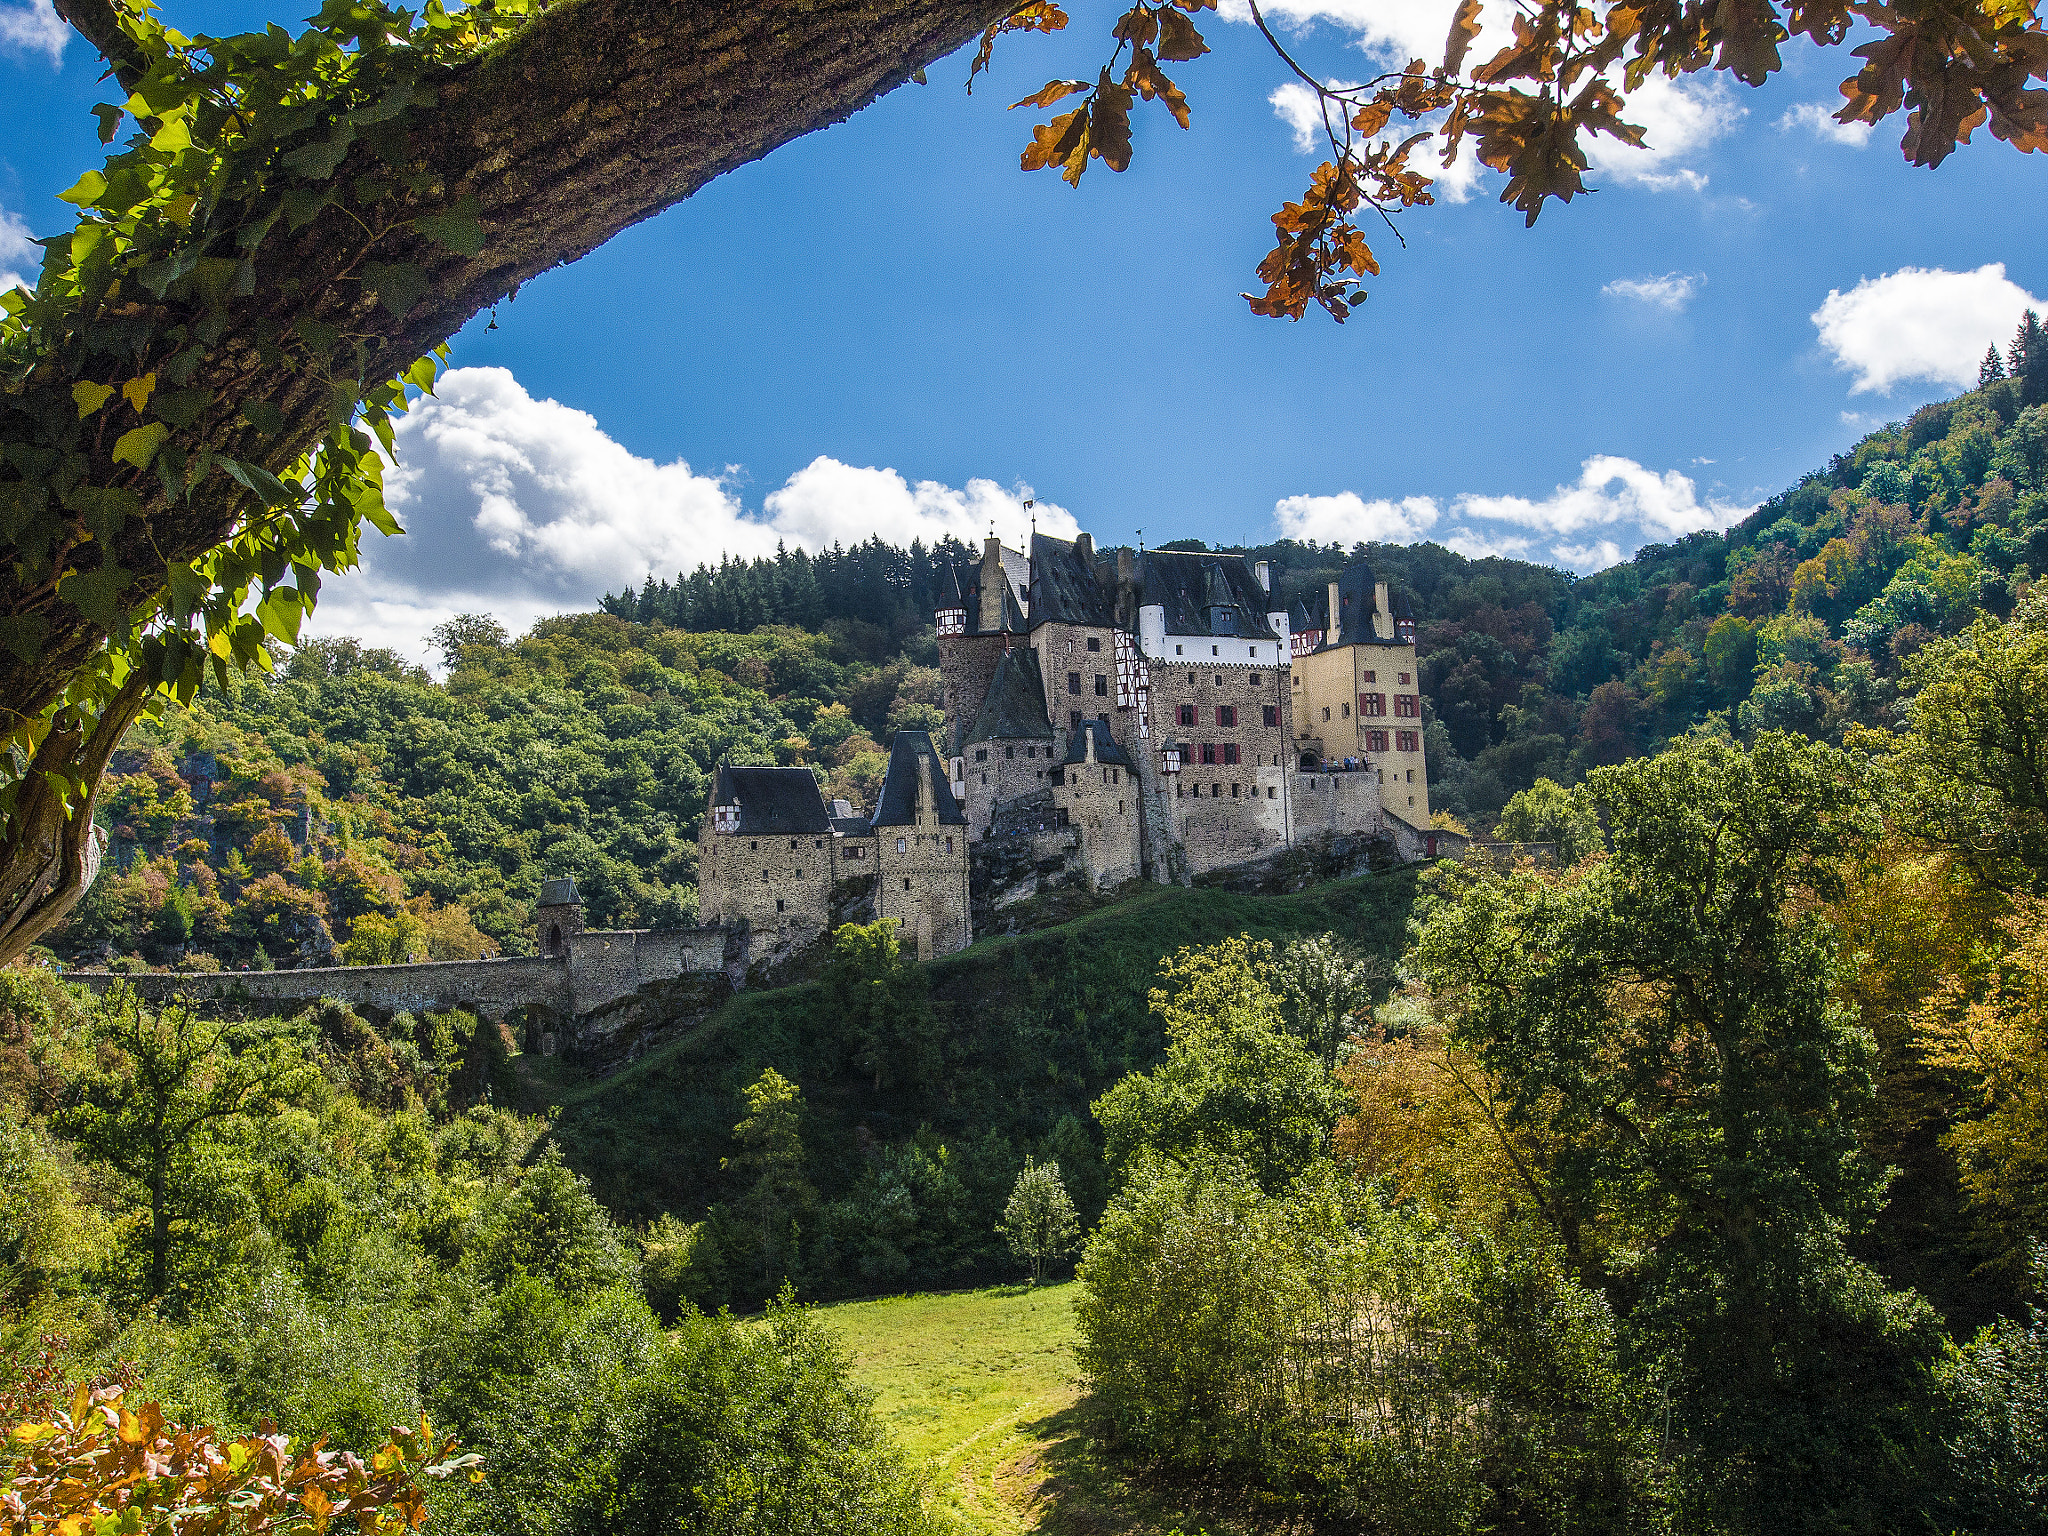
[0, 0, 1018, 963]
[0, 676, 150, 965]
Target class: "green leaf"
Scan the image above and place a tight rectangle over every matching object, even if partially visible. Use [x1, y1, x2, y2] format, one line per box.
[240, 399, 286, 434]
[281, 185, 334, 230]
[73, 381, 116, 418]
[220, 458, 299, 506]
[0, 614, 48, 664]
[279, 125, 356, 181]
[66, 486, 140, 540]
[361, 261, 428, 318]
[166, 562, 209, 621]
[58, 170, 108, 206]
[59, 561, 133, 626]
[0, 481, 48, 543]
[359, 493, 403, 538]
[152, 388, 214, 428]
[416, 193, 484, 257]
[112, 422, 170, 469]
[92, 103, 123, 143]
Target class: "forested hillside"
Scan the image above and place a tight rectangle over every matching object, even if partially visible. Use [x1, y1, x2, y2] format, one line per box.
[41, 336, 2047, 975]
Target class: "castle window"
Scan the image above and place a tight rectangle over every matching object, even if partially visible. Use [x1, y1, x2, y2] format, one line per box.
[1214, 675, 1222, 687]
[815, 840, 824, 849]
[1292, 672, 1300, 687]
[1263, 705, 1280, 728]
[897, 837, 907, 852]
[1068, 671, 1082, 694]
[548, 924, 562, 955]
[1119, 801, 1125, 814]
[750, 840, 758, 850]
[1026, 747, 1035, 758]
[777, 899, 786, 913]
[1232, 783, 1240, 797]
[790, 839, 799, 850]
[981, 773, 988, 785]
[1087, 637, 1101, 651]
[762, 870, 770, 881]
[1399, 672, 1411, 685]
[1113, 769, 1120, 784]
[946, 837, 954, 852]
[1094, 674, 1108, 696]
[1175, 644, 1183, 656]
[1250, 648, 1258, 659]
[1364, 670, 1377, 684]
[903, 878, 912, 891]
[1267, 786, 1276, 799]
[1216, 705, 1236, 727]
[1223, 744, 1240, 765]
[1395, 694, 1419, 718]
[1070, 772, 1078, 786]
[1407, 769, 1415, 782]
[1006, 746, 1015, 759]
[1188, 671, 1196, 685]
[1212, 645, 1219, 656]
[1322, 706, 1331, 722]
[1178, 705, 1195, 727]
[1342, 702, 1351, 717]
[976, 749, 988, 762]
[1368, 730, 1388, 752]
[1200, 744, 1217, 766]
[1363, 693, 1385, 716]
[1397, 730, 1419, 752]
[1250, 673, 1261, 687]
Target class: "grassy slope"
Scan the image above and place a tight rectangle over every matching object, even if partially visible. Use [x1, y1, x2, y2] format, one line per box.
[536, 870, 1419, 1225]
[818, 1284, 1302, 1536]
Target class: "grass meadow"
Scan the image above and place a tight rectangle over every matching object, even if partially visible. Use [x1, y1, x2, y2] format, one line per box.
[816, 1284, 1309, 1536]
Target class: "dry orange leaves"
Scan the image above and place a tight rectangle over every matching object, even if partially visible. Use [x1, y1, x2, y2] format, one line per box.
[3, 1362, 480, 1536]
[973, 0, 2048, 320]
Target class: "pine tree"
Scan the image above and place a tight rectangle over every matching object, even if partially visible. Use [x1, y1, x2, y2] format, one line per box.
[1981, 345, 2007, 386]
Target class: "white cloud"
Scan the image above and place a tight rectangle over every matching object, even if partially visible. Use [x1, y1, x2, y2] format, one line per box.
[1583, 74, 1744, 191]
[0, 0, 66, 64]
[0, 205, 38, 295]
[1811, 263, 2043, 394]
[1777, 101, 1873, 148]
[1243, 0, 1732, 196]
[1273, 492, 1441, 546]
[1273, 455, 1751, 573]
[307, 366, 1073, 669]
[1603, 271, 1705, 311]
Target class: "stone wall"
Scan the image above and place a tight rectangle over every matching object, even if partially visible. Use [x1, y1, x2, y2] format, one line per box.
[962, 739, 1056, 837]
[565, 926, 730, 1012]
[1033, 622, 1127, 737]
[1291, 770, 1384, 840]
[874, 824, 971, 959]
[938, 632, 1008, 755]
[73, 955, 571, 1020]
[697, 825, 837, 955]
[1052, 758, 1141, 889]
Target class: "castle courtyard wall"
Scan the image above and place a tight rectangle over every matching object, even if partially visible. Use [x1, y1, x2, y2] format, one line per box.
[874, 826, 971, 959]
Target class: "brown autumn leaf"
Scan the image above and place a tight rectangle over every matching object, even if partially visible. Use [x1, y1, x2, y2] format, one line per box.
[1445, 0, 1485, 76]
[1113, 4, 1158, 49]
[969, 1, 1070, 92]
[1157, 8, 1211, 61]
[1127, 46, 1193, 129]
[1012, 79, 1091, 110]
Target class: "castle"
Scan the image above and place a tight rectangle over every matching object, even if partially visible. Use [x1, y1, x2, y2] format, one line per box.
[693, 532, 1433, 961]
[87, 536, 1434, 1040]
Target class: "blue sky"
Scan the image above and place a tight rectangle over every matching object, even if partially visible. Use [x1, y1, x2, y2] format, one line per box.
[5, 0, 2045, 662]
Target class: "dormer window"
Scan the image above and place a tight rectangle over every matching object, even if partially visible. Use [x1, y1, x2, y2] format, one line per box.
[713, 803, 741, 834]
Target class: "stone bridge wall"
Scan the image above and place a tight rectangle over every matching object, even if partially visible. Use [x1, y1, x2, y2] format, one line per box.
[73, 956, 570, 1020]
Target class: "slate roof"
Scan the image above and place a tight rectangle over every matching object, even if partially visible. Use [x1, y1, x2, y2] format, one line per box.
[1292, 562, 1417, 649]
[1138, 551, 1280, 639]
[1060, 719, 1135, 768]
[870, 730, 968, 828]
[964, 648, 1055, 745]
[710, 764, 833, 835]
[944, 548, 1032, 635]
[1029, 532, 1117, 627]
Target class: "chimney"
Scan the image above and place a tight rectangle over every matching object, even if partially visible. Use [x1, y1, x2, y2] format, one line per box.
[1076, 531, 1093, 564]
[1254, 560, 1271, 594]
[1375, 580, 1392, 639]
[979, 536, 1005, 633]
[1327, 581, 1342, 645]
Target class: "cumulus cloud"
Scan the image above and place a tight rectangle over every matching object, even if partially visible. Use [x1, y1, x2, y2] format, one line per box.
[307, 366, 1073, 668]
[1811, 263, 2043, 394]
[0, 205, 39, 295]
[1603, 271, 1705, 311]
[1273, 455, 1751, 573]
[0, 0, 67, 64]
[1245, 0, 1733, 196]
[1777, 102, 1873, 147]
